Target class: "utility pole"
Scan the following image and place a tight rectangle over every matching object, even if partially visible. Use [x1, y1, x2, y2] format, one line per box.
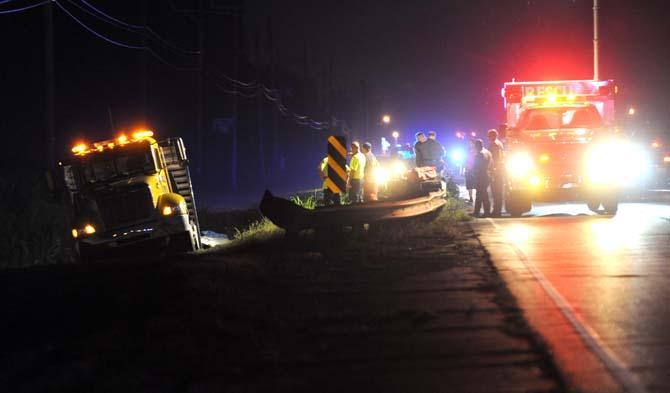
[593, 0, 599, 81]
[44, 1, 55, 169]
[268, 17, 279, 178]
[231, 10, 239, 192]
[140, 0, 148, 119]
[255, 33, 266, 184]
[195, 0, 205, 177]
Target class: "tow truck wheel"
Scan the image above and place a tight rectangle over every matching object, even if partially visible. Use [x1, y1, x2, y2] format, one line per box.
[506, 192, 531, 217]
[167, 231, 195, 254]
[75, 241, 94, 264]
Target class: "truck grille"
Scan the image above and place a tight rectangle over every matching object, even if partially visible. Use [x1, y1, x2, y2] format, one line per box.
[96, 186, 154, 230]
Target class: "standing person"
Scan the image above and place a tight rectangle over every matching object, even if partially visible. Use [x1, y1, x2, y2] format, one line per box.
[424, 131, 446, 174]
[414, 132, 427, 167]
[361, 142, 379, 202]
[465, 139, 477, 203]
[487, 129, 505, 217]
[472, 139, 492, 217]
[318, 156, 341, 206]
[347, 141, 366, 203]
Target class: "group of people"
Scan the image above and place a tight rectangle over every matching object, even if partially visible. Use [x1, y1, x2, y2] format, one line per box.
[319, 141, 379, 205]
[413, 131, 446, 172]
[464, 129, 505, 217]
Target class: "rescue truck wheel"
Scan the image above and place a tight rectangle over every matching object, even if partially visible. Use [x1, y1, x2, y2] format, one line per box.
[602, 195, 619, 215]
[587, 199, 601, 213]
[506, 192, 531, 217]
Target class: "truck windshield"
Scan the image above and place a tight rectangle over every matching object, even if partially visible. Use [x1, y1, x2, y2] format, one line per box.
[80, 143, 156, 183]
[518, 106, 603, 130]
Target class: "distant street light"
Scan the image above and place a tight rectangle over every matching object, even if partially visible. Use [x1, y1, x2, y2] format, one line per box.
[628, 107, 636, 116]
[470, 131, 477, 137]
[392, 130, 399, 145]
[382, 115, 391, 125]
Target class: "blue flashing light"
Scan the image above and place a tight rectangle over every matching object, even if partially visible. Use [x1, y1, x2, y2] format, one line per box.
[450, 149, 464, 164]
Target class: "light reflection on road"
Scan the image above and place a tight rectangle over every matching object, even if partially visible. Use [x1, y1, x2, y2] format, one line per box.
[489, 202, 670, 391]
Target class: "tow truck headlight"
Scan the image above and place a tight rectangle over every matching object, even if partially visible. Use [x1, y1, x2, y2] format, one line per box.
[72, 224, 96, 238]
[162, 201, 188, 216]
[506, 152, 534, 178]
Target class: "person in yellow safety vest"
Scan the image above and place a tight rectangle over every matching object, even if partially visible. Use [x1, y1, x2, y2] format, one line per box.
[347, 141, 366, 203]
[318, 156, 341, 206]
[361, 142, 379, 202]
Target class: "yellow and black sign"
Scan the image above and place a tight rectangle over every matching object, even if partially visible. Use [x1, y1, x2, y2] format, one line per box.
[326, 135, 347, 194]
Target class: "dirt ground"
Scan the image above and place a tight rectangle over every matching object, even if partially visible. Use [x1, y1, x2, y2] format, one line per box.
[0, 223, 565, 393]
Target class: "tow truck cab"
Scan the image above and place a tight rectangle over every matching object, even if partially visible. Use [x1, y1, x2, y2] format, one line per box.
[63, 131, 201, 261]
[501, 79, 632, 216]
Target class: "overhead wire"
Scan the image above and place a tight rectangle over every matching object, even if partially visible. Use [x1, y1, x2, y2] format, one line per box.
[0, 0, 333, 130]
[54, 0, 199, 70]
[0, 0, 51, 14]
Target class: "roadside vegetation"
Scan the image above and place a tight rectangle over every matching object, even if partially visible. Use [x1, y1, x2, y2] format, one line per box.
[0, 173, 72, 268]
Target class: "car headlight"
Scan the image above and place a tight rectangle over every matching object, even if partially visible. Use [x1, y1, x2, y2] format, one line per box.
[391, 160, 407, 175]
[372, 167, 390, 184]
[506, 152, 534, 178]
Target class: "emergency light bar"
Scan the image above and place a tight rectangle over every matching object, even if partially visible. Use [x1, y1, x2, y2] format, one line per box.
[502, 80, 617, 106]
[71, 130, 155, 156]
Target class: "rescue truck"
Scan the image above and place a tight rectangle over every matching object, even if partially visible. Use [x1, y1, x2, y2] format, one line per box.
[500, 79, 645, 216]
[62, 130, 201, 261]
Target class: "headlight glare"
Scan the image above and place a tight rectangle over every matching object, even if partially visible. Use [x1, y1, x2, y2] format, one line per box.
[506, 152, 534, 178]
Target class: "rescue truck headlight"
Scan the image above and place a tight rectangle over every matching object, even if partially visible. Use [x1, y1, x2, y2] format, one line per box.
[84, 224, 96, 235]
[71, 229, 79, 238]
[506, 152, 534, 178]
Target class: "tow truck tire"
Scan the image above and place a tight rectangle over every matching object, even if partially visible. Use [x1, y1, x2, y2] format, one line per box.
[506, 192, 531, 217]
[75, 241, 94, 264]
[602, 195, 619, 215]
[167, 231, 195, 254]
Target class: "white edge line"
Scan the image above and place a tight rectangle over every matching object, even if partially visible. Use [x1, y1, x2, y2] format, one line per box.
[486, 217, 647, 393]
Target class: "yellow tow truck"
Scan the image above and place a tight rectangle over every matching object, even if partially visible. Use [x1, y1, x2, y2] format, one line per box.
[62, 130, 201, 261]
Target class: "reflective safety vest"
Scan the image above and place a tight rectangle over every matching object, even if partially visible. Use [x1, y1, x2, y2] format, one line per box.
[349, 152, 366, 180]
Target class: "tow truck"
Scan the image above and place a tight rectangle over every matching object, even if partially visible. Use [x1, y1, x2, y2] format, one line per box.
[62, 130, 201, 261]
[500, 79, 648, 216]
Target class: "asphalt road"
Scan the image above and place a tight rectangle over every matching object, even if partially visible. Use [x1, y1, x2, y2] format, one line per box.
[472, 202, 670, 393]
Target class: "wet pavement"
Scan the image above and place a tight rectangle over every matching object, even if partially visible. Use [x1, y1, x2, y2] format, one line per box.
[472, 202, 670, 393]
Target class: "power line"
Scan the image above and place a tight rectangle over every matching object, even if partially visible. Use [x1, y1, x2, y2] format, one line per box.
[0, 0, 51, 14]
[54, 0, 199, 71]
[70, 0, 200, 55]
[1, 0, 335, 131]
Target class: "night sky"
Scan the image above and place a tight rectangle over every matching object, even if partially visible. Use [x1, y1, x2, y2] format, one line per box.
[2, 0, 669, 191]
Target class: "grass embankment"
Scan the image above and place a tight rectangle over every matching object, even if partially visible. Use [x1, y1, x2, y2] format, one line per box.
[0, 174, 72, 268]
[202, 196, 470, 254]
